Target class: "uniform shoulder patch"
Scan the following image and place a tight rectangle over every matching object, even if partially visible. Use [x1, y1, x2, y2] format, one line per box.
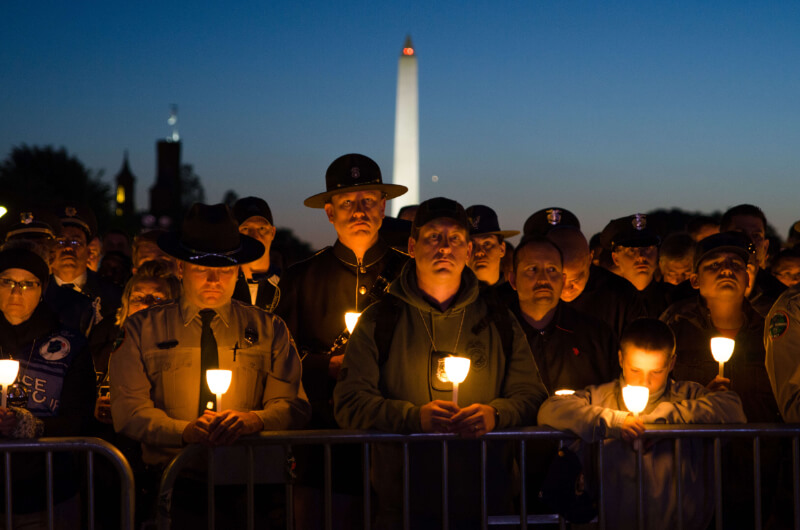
[39, 336, 71, 361]
[769, 311, 790, 339]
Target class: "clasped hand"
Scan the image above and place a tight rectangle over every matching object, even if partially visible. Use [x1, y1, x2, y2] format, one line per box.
[420, 400, 496, 438]
[182, 410, 264, 446]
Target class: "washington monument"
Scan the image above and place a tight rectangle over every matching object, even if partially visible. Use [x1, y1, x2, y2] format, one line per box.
[391, 36, 419, 216]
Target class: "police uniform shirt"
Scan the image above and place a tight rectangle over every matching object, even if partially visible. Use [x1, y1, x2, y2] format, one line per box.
[633, 279, 675, 320]
[277, 237, 408, 427]
[765, 284, 800, 422]
[510, 300, 620, 394]
[109, 296, 311, 465]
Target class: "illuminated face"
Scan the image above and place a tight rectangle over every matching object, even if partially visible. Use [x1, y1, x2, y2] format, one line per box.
[128, 279, 170, 316]
[619, 347, 674, 395]
[180, 262, 239, 309]
[238, 216, 275, 252]
[52, 226, 90, 280]
[659, 256, 694, 285]
[469, 235, 506, 284]
[0, 268, 42, 325]
[510, 242, 565, 313]
[324, 190, 385, 247]
[561, 256, 591, 302]
[728, 215, 768, 267]
[612, 245, 658, 289]
[409, 219, 472, 287]
[773, 257, 800, 288]
[691, 251, 749, 301]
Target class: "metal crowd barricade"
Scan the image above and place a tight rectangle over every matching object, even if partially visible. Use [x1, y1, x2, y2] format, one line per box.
[0, 436, 135, 530]
[154, 425, 800, 530]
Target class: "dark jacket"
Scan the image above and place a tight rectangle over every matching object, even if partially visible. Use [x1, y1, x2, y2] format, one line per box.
[510, 301, 620, 394]
[232, 268, 280, 313]
[0, 303, 96, 513]
[660, 295, 781, 423]
[277, 238, 408, 428]
[566, 265, 640, 340]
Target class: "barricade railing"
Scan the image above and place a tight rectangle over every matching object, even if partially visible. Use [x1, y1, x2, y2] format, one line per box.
[0, 436, 135, 530]
[155, 425, 800, 530]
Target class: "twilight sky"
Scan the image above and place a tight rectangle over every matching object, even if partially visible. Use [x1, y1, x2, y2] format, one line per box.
[2, 1, 799, 249]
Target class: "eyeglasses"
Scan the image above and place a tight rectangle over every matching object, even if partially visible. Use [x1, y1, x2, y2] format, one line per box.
[129, 294, 166, 306]
[0, 278, 41, 291]
[55, 238, 86, 248]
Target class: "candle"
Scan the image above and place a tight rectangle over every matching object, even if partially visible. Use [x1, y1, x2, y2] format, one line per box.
[443, 356, 471, 406]
[554, 389, 575, 396]
[206, 369, 232, 412]
[345, 312, 362, 334]
[0, 360, 20, 408]
[710, 337, 735, 378]
[622, 385, 649, 450]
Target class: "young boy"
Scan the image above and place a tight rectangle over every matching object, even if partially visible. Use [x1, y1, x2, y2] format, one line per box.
[537, 318, 746, 530]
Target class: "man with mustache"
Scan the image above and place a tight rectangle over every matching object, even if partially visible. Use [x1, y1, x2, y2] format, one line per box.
[277, 153, 409, 528]
[602, 213, 673, 319]
[508, 235, 619, 394]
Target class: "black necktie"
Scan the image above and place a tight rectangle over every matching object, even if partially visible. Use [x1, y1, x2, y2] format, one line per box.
[199, 309, 219, 416]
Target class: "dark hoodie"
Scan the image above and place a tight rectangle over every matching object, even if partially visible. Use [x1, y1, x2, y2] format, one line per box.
[334, 261, 547, 528]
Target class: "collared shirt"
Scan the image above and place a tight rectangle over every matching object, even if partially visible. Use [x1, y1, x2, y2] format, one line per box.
[110, 295, 311, 465]
[54, 271, 88, 291]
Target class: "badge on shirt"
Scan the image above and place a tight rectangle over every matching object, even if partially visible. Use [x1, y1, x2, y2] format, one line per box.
[39, 336, 71, 361]
[769, 311, 789, 339]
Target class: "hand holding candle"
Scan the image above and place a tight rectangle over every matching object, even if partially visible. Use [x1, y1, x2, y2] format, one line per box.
[710, 337, 735, 378]
[0, 360, 20, 408]
[622, 384, 649, 450]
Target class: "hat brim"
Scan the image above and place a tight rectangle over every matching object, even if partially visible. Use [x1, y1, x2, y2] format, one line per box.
[303, 183, 408, 209]
[694, 246, 751, 272]
[157, 232, 265, 267]
[472, 230, 520, 239]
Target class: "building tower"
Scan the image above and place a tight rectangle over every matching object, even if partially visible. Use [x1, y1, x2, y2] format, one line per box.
[391, 36, 419, 216]
[114, 151, 136, 218]
[148, 105, 183, 227]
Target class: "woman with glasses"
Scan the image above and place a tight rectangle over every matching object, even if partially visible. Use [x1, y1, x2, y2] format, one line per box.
[0, 244, 96, 528]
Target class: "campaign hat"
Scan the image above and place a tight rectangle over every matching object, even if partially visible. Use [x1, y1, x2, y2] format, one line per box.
[601, 214, 660, 250]
[158, 203, 264, 267]
[232, 196, 273, 226]
[693, 231, 754, 272]
[523, 207, 580, 236]
[465, 205, 519, 239]
[411, 197, 470, 238]
[304, 154, 407, 208]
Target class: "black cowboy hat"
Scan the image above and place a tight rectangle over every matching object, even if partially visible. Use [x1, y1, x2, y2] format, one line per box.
[303, 153, 407, 208]
[158, 203, 264, 267]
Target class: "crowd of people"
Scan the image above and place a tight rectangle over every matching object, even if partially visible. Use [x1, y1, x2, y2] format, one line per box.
[1, 151, 800, 528]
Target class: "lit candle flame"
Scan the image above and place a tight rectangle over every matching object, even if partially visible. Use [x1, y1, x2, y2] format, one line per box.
[554, 389, 575, 396]
[0, 360, 20, 408]
[345, 312, 362, 334]
[710, 337, 735, 377]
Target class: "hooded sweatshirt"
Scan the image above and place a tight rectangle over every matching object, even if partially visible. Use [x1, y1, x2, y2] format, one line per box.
[334, 261, 547, 528]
